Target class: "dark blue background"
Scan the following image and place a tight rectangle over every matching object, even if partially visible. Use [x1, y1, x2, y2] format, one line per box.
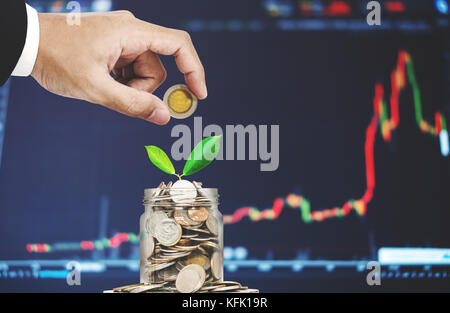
[0, 0, 449, 292]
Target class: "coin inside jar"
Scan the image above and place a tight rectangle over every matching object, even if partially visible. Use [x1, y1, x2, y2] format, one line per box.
[211, 251, 222, 280]
[183, 252, 210, 270]
[187, 207, 209, 223]
[175, 264, 205, 293]
[173, 210, 190, 226]
[147, 211, 168, 236]
[140, 231, 154, 260]
[163, 84, 198, 119]
[170, 180, 198, 203]
[206, 214, 219, 236]
[141, 181, 223, 287]
[154, 219, 182, 247]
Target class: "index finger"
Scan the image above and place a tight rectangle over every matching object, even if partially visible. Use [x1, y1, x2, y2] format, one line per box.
[136, 22, 207, 99]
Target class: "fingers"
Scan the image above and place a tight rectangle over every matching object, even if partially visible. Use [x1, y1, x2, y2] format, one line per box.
[92, 74, 171, 125]
[135, 22, 207, 99]
[127, 51, 167, 92]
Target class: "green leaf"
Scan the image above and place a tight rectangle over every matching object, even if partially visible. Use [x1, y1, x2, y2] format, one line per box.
[145, 145, 175, 175]
[183, 136, 222, 176]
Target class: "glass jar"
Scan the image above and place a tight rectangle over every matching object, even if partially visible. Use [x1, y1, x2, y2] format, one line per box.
[140, 182, 223, 289]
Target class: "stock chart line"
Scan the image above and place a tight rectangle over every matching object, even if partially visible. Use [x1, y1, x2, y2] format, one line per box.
[222, 50, 448, 225]
[26, 51, 449, 253]
[26, 232, 139, 253]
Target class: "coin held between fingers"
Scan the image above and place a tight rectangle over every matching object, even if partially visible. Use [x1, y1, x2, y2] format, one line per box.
[163, 84, 198, 119]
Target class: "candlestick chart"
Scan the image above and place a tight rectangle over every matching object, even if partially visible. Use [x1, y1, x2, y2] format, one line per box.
[223, 50, 448, 225]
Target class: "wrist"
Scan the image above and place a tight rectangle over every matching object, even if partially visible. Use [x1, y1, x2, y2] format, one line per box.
[31, 14, 62, 81]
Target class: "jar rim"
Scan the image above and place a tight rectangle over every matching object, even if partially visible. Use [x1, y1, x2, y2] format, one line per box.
[144, 187, 219, 191]
[143, 187, 219, 207]
[144, 187, 219, 196]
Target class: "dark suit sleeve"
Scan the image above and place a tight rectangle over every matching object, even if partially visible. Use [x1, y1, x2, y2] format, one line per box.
[0, 0, 28, 86]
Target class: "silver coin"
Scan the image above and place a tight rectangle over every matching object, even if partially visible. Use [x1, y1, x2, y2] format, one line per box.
[160, 251, 191, 259]
[176, 260, 185, 271]
[140, 231, 154, 261]
[169, 180, 197, 204]
[206, 214, 219, 236]
[233, 288, 260, 293]
[190, 237, 213, 242]
[193, 181, 207, 197]
[175, 264, 205, 293]
[155, 218, 182, 246]
[181, 233, 199, 239]
[211, 251, 222, 280]
[129, 283, 166, 293]
[145, 261, 175, 273]
[159, 247, 179, 253]
[163, 181, 173, 195]
[183, 225, 203, 231]
[158, 266, 179, 282]
[147, 211, 168, 237]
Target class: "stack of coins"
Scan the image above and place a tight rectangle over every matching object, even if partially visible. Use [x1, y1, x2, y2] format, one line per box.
[140, 180, 224, 293]
[105, 281, 259, 293]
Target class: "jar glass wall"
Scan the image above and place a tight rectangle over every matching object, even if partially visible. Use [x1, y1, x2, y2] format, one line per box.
[140, 183, 223, 289]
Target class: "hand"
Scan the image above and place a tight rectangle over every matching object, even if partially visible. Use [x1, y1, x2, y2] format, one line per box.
[31, 11, 207, 125]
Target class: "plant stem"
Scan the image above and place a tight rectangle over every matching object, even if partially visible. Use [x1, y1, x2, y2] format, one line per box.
[174, 173, 184, 180]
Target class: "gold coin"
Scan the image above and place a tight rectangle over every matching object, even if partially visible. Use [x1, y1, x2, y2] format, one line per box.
[183, 252, 210, 270]
[201, 241, 220, 250]
[197, 246, 208, 255]
[185, 227, 210, 234]
[177, 238, 191, 246]
[169, 90, 192, 113]
[163, 84, 198, 119]
[211, 285, 241, 293]
[171, 244, 200, 251]
[113, 283, 142, 291]
[219, 281, 241, 286]
[200, 284, 226, 291]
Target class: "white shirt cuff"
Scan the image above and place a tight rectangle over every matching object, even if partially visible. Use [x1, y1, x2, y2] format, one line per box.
[11, 4, 40, 77]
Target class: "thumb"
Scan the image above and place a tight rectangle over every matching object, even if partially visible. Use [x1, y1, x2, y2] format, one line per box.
[92, 75, 171, 125]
